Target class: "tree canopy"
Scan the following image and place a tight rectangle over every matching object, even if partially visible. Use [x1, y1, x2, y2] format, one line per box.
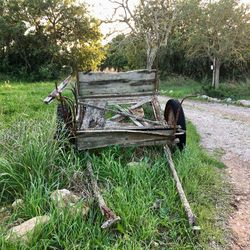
[103, 0, 250, 86]
[0, 0, 104, 80]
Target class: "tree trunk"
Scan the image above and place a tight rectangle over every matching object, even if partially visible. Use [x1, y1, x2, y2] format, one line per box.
[212, 57, 216, 88]
[214, 59, 220, 89]
[147, 47, 157, 70]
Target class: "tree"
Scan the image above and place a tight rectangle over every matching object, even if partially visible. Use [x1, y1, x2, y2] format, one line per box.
[0, 0, 104, 79]
[101, 34, 128, 71]
[101, 34, 146, 71]
[109, 0, 179, 69]
[184, 0, 250, 88]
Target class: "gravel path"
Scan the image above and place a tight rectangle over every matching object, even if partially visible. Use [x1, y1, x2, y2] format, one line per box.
[159, 96, 250, 249]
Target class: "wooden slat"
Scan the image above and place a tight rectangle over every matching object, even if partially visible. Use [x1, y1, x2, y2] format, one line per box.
[77, 93, 154, 102]
[78, 70, 156, 97]
[151, 96, 164, 122]
[81, 101, 107, 130]
[109, 98, 150, 122]
[76, 129, 174, 150]
[44, 75, 72, 104]
[116, 105, 144, 127]
[78, 70, 156, 82]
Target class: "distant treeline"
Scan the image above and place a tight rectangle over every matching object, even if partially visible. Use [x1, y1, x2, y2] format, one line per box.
[0, 0, 249, 83]
[102, 0, 250, 84]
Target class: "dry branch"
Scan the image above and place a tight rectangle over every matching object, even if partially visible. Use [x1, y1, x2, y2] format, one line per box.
[87, 161, 120, 229]
[164, 145, 199, 229]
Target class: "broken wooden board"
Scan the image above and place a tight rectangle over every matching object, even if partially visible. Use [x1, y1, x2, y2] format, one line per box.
[76, 129, 174, 150]
[77, 70, 157, 97]
[81, 101, 107, 130]
[109, 98, 150, 122]
[44, 75, 72, 104]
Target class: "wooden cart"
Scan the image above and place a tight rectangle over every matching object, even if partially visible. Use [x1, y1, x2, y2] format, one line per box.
[43, 70, 199, 228]
[44, 69, 186, 151]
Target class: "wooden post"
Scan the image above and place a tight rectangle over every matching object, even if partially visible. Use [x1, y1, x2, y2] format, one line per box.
[164, 146, 199, 230]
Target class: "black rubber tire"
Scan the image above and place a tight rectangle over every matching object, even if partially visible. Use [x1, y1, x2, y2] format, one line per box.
[55, 103, 73, 140]
[164, 99, 186, 151]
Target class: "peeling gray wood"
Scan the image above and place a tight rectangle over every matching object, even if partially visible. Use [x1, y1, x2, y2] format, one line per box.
[109, 98, 150, 122]
[81, 101, 107, 130]
[78, 70, 156, 97]
[115, 105, 144, 127]
[44, 75, 72, 104]
[76, 130, 174, 150]
[151, 96, 164, 122]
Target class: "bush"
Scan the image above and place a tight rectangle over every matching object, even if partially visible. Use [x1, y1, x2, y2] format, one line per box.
[202, 81, 250, 100]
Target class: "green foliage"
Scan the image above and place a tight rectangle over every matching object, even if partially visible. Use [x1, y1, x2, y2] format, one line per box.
[160, 76, 203, 98]
[0, 0, 104, 80]
[101, 35, 128, 71]
[101, 34, 146, 71]
[202, 81, 250, 100]
[160, 76, 250, 100]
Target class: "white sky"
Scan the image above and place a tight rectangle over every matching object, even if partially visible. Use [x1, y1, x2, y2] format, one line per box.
[89, 0, 250, 42]
[89, 0, 138, 42]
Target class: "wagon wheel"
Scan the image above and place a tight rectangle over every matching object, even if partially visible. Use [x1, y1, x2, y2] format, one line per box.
[55, 102, 74, 142]
[164, 99, 186, 151]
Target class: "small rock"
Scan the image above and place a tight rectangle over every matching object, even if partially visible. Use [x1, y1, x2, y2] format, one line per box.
[6, 215, 50, 242]
[200, 95, 208, 99]
[151, 241, 159, 247]
[207, 97, 220, 102]
[127, 161, 141, 168]
[0, 207, 7, 213]
[50, 189, 89, 216]
[127, 161, 150, 169]
[50, 189, 81, 208]
[12, 199, 23, 209]
[225, 97, 232, 103]
[238, 100, 250, 107]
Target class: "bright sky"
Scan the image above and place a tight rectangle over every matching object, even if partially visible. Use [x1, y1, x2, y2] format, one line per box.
[89, 0, 139, 42]
[89, 0, 250, 42]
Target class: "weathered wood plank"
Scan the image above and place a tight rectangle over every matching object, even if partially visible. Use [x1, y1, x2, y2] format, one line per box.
[76, 130, 174, 150]
[77, 93, 155, 101]
[151, 96, 164, 122]
[78, 70, 156, 82]
[44, 75, 72, 104]
[78, 101, 164, 126]
[109, 98, 150, 122]
[116, 105, 144, 127]
[81, 101, 107, 130]
[78, 70, 156, 97]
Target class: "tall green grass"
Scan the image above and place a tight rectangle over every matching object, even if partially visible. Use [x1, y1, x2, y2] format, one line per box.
[0, 80, 231, 249]
[0, 119, 231, 249]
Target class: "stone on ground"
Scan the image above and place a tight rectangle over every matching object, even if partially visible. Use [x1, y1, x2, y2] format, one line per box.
[6, 215, 50, 242]
[50, 189, 89, 216]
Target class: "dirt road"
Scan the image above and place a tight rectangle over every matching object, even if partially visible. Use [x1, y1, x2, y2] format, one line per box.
[159, 96, 250, 249]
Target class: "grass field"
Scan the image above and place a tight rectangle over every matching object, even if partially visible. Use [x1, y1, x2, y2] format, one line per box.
[0, 80, 231, 249]
[160, 76, 250, 100]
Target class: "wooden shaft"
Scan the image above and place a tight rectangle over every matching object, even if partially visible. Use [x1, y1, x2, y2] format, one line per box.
[164, 146, 196, 227]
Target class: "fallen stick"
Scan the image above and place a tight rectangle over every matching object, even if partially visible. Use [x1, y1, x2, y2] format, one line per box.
[87, 161, 120, 229]
[164, 145, 200, 230]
